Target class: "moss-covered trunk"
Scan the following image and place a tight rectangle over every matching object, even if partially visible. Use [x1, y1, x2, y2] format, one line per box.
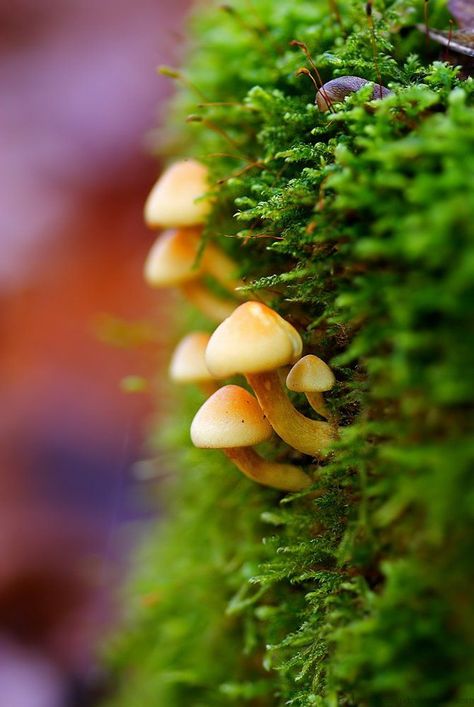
[104, 1, 474, 704]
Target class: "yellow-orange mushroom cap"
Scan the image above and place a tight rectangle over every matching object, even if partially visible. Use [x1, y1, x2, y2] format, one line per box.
[191, 385, 272, 448]
[144, 228, 203, 287]
[144, 159, 210, 228]
[205, 302, 302, 379]
[169, 332, 214, 384]
[144, 228, 242, 322]
[286, 354, 335, 420]
[286, 355, 335, 393]
[190, 385, 311, 491]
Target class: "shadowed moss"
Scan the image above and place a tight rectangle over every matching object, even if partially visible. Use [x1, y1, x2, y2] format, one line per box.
[104, 1, 474, 705]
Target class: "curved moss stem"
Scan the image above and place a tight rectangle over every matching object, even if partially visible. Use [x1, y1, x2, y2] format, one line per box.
[225, 446, 311, 491]
[247, 371, 336, 457]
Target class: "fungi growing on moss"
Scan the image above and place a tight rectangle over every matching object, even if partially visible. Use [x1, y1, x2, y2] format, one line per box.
[205, 302, 336, 457]
[144, 159, 211, 228]
[144, 227, 203, 287]
[286, 354, 335, 419]
[191, 385, 311, 491]
[144, 227, 241, 321]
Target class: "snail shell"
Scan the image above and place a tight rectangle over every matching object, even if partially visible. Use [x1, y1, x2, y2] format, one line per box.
[316, 76, 391, 111]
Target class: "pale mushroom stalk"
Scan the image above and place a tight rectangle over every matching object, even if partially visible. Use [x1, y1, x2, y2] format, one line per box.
[225, 447, 311, 492]
[190, 385, 311, 492]
[198, 380, 220, 397]
[202, 244, 244, 293]
[305, 391, 329, 419]
[246, 371, 335, 457]
[180, 281, 237, 323]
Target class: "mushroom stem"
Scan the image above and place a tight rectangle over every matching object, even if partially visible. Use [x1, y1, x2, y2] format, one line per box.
[306, 391, 330, 419]
[224, 447, 311, 491]
[180, 281, 236, 322]
[202, 244, 244, 294]
[247, 370, 336, 457]
[198, 380, 220, 397]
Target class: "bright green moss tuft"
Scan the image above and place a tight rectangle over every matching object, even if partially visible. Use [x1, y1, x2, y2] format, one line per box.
[104, 1, 474, 704]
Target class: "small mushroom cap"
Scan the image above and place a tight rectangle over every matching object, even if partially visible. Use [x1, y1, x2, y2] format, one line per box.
[169, 332, 214, 383]
[286, 355, 335, 392]
[144, 160, 211, 228]
[190, 385, 273, 448]
[205, 301, 303, 378]
[144, 227, 202, 287]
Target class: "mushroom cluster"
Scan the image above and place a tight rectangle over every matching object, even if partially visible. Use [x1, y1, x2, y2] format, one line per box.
[205, 302, 336, 457]
[191, 385, 311, 491]
[143, 159, 242, 322]
[142, 161, 338, 492]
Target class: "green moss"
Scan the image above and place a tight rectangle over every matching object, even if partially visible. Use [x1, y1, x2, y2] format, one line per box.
[104, 1, 474, 704]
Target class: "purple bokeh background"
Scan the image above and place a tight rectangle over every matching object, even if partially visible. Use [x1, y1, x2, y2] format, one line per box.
[0, 0, 191, 704]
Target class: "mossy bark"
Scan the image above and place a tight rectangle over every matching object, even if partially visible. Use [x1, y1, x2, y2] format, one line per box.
[104, 1, 474, 705]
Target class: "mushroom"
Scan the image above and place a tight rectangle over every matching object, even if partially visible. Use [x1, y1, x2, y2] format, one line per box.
[316, 76, 391, 112]
[144, 227, 241, 322]
[144, 159, 211, 228]
[169, 332, 218, 397]
[205, 302, 336, 457]
[286, 355, 335, 419]
[190, 385, 311, 491]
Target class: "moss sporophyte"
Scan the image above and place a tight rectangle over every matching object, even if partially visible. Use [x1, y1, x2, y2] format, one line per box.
[105, 1, 474, 705]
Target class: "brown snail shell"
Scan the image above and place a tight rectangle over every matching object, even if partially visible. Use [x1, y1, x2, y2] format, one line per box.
[316, 76, 391, 111]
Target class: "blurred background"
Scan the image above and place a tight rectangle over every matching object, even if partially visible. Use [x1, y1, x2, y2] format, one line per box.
[0, 0, 190, 704]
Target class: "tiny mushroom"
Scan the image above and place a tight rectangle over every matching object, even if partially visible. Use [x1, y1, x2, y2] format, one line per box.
[144, 227, 203, 287]
[144, 227, 241, 322]
[191, 385, 311, 491]
[169, 332, 218, 397]
[205, 302, 336, 457]
[144, 159, 211, 228]
[286, 354, 335, 419]
[316, 76, 391, 112]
